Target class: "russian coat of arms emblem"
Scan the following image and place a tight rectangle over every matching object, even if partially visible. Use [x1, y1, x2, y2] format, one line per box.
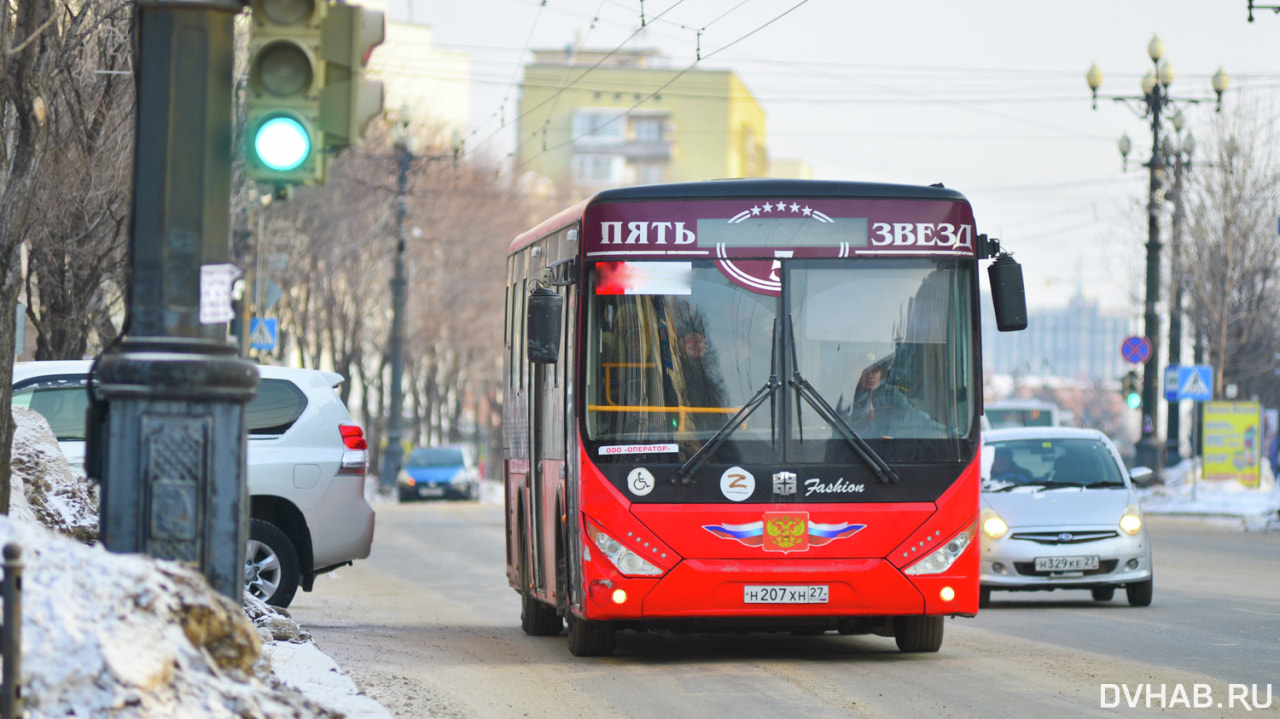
[763, 512, 808, 553]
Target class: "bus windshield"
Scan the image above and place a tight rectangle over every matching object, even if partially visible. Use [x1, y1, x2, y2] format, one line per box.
[583, 258, 975, 463]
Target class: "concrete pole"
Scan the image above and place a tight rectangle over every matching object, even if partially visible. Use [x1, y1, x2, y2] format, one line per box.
[380, 142, 412, 490]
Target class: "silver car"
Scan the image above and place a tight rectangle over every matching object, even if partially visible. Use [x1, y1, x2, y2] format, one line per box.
[11, 360, 375, 607]
[979, 426, 1153, 607]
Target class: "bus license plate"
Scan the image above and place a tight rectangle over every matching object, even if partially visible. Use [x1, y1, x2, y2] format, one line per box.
[744, 585, 829, 604]
[1034, 556, 1099, 572]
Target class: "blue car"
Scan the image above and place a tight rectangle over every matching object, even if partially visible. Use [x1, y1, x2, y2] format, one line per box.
[397, 444, 480, 501]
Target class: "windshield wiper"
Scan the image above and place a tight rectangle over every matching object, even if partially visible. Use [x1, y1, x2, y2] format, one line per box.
[786, 318, 898, 485]
[992, 480, 1081, 492]
[669, 319, 780, 486]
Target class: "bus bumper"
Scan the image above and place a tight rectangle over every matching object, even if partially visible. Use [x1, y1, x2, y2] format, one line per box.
[579, 554, 978, 621]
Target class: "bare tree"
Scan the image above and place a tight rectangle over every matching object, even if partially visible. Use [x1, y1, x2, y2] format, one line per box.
[22, 0, 132, 360]
[2, 0, 125, 513]
[1180, 98, 1280, 404]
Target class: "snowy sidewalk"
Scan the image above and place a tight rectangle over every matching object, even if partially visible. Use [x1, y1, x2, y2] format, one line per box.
[267, 641, 394, 718]
[1139, 457, 1280, 531]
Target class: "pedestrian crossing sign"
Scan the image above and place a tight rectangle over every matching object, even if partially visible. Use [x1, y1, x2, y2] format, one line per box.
[1164, 364, 1213, 402]
[250, 317, 278, 352]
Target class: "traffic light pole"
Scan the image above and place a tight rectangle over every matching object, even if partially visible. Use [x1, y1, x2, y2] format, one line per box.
[91, 0, 257, 602]
[380, 142, 412, 491]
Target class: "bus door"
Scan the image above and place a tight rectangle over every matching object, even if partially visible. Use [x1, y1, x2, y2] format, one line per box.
[527, 283, 568, 598]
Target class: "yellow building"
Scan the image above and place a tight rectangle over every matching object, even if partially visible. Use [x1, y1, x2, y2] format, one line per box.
[518, 48, 768, 195]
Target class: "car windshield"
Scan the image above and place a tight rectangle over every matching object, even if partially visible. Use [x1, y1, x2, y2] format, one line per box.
[583, 257, 976, 464]
[406, 447, 466, 468]
[982, 437, 1127, 490]
[11, 384, 90, 441]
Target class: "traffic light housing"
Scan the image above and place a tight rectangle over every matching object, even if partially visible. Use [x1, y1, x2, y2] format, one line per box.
[246, 0, 327, 185]
[246, 0, 385, 187]
[319, 3, 384, 151]
[1122, 370, 1142, 409]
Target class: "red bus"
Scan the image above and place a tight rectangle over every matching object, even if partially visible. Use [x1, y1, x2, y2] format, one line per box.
[503, 179, 1026, 656]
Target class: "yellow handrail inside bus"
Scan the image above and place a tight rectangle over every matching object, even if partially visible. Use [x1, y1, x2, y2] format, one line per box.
[587, 405, 741, 414]
[596, 362, 746, 431]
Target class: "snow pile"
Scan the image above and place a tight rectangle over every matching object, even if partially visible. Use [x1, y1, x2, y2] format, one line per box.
[1138, 457, 1280, 531]
[8, 407, 98, 542]
[4, 407, 341, 718]
[0, 516, 339, 718]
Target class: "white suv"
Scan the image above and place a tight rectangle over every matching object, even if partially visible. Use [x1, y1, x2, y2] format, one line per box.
[11, 360, 375, 607]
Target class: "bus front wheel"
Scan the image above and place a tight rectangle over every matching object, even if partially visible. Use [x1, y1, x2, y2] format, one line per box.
[567, 613, 615, 657]
[518, 512, 562, 636]
[894, 616, 944, 653]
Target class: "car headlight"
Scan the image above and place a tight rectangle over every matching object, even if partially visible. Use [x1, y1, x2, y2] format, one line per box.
[397, 471, 414, 487]
[585, 518, 663, 576]
[981, 508, 1009, 539]
[904, 531, 970, 575]
[1119, 504, 1143, 535]
[449, 469, 469, 486]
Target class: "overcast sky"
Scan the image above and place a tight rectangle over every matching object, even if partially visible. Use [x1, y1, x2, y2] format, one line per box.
[382, 0, 1280, 314]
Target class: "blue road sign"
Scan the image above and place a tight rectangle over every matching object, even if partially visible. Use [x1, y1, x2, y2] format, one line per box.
[1164, 365, 1180, 402]
[1121, 335, 1152, 364]
[1165, 364, 1213, 401]
[1178, 364, 1213, 401]
[249, 317, 278, 352]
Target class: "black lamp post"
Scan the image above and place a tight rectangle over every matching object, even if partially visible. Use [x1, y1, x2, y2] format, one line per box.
[1086, 35, 1227, 474]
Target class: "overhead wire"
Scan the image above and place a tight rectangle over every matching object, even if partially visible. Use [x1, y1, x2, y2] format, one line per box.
[464, 0, 692, 161]
[467, 0, 548, 154]
[510, 0, 811, 172]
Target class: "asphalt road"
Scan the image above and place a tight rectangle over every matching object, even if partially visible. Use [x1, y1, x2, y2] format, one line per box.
[290, 491, 1280, 718]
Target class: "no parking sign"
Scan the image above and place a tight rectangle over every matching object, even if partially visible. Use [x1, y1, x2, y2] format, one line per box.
[1121, 336, 1152, 364]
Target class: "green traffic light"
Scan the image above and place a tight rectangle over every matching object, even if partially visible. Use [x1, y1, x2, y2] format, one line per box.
[1126, 392, 1142, 409]
[254, 116, 311, 171]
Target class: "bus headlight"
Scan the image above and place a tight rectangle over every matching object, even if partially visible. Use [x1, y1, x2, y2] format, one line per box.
[585, 518, 663, 576]
[1119, 504, 1143, 535]
[904, 531, 970, 576]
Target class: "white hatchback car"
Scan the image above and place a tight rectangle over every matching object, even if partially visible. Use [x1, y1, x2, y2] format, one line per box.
[979, 426, 1153, 607]
[11, 360, 375, 607]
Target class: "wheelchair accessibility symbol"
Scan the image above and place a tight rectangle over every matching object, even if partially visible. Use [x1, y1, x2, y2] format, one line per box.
[627, 467, 655, 496]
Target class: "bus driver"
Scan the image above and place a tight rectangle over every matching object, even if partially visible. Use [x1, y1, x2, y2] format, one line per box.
[845, 360, 910, 433]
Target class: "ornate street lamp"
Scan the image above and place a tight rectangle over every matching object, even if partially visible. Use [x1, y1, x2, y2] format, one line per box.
[1086, 36, 1227, 475]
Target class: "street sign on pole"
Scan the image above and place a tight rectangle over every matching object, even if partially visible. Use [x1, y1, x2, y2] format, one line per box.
[249, 317, 278, 351]
[1164, 365, 1180, 401]
[1165, 364, 1213, 401]
[1121, 335, 1152, 364]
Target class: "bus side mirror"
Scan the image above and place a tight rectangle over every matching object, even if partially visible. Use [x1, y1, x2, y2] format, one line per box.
[988, 253, 1028, 332]
[527, 287, 563, 364]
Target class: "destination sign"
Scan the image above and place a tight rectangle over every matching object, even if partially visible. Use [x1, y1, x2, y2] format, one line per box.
[696, 215, 868, 248]
[585, 197, 977, 258]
